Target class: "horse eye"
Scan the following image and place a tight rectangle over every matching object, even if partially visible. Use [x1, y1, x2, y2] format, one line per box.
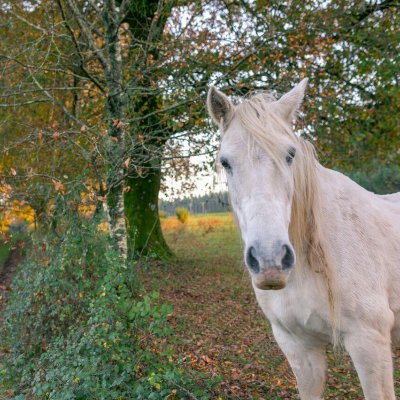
[286, 147, 296, 165]
[220, 157, 232, 173]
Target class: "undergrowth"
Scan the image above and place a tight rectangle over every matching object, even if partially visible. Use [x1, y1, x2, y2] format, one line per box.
[0, 215, 214, 399]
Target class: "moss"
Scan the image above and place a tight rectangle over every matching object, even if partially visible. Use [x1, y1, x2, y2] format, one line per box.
[124, 170, 173, 260]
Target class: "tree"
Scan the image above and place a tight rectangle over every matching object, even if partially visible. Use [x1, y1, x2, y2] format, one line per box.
[1, 0, 398, 261]
[121, 0, 176, 258]
[1, 0, 274, 259]
[234, 0, 400, 170]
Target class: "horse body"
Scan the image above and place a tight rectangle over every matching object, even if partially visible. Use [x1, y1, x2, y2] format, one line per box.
[207, 80, 400, 399]
[256, 165, 400, 399]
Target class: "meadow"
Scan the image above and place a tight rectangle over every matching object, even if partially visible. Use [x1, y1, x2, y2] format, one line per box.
[1, 212, 399, 398]
[139, 212, 400, 399]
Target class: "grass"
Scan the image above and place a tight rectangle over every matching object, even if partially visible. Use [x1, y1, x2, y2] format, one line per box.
[138, 212, 400, 399]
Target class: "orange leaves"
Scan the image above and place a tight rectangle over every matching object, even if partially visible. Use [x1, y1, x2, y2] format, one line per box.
[147, 53, 155, 65]
[201, 354, 214, 365]
[171, 120, 186, 132]
[52, 179, 64, 193]
[123, 157, 131, 169]
[0, 182, 12, 198]
[183, 351, 215, 368]
[112, 119, 122, 129]
[40, 257, 51, 266]
[0, 199, 35, 233]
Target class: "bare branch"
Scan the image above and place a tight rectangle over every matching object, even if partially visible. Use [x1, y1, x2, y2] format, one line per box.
[63, 0, 109, 71]
[56, 0, 106, 93]
[8, 10, 49, 33]
[118, 0, 133, 23]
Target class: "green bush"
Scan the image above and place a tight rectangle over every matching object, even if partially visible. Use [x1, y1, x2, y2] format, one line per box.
[175, 207, 189, 224]
[0, 216, 212, 399]
[159, 210, 168, 219]
[346, 161, 400, 194]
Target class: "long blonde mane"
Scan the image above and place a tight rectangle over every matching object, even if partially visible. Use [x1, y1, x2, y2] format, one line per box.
[234, 92, 338, 340]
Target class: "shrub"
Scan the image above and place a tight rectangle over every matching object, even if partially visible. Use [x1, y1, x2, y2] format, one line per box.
[346, 161, 400, 194]
[159, 210, 168, 219]
[175, 207, 189, 224]
[197, 217, 220, 235]
[0, 215, 212, 399]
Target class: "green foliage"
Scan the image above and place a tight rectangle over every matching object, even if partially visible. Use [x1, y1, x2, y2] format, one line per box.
[0, 217, 211, 399]
[0, 232, 27, 273]
[346, 162, 400, 194]
[0, 239, 12, 273]
[175, 208, 190, 224]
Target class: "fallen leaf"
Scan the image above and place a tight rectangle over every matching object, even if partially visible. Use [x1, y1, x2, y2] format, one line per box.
[124, 157, 131, 168]
[201, 355, 213, 364]
[52, 180, 64, 193]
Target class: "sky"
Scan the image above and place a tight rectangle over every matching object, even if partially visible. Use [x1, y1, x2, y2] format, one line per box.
[160, 154, 228, 200]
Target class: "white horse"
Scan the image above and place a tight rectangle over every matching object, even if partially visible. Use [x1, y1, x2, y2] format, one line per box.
[207, 79, 400, 400]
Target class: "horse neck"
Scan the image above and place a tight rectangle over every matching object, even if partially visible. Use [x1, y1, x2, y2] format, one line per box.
[290, 161, 340, 339]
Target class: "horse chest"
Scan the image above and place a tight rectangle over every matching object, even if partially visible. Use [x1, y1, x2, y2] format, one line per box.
[254, 286, 331, 343]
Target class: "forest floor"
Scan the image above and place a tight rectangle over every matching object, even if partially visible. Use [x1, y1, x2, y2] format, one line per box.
[140, 212, 400, 400]
[1, 215, 400, 399]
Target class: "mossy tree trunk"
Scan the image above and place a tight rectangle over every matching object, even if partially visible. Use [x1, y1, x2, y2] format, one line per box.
[124, 159, 172, 258]
[124, 84, 173, 258]
[123, 0, 175, 259]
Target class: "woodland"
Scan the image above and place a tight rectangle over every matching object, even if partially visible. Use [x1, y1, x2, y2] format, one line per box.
[0, 0, 399, 398]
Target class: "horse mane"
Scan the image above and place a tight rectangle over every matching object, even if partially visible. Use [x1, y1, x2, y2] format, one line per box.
[234, 92, 339, 341]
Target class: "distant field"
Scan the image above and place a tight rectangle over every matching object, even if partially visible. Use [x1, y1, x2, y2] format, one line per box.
[142, 213, 400, 399]
[161, 212, 241, 270]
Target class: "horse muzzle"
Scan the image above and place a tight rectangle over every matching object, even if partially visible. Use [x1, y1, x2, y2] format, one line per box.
[252, 267, 289, 290]
[245, 241, 295, 290]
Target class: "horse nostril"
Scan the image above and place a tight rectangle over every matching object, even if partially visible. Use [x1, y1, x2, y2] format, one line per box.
[282, 244, 295, 270]
[246, 246, 260, 273]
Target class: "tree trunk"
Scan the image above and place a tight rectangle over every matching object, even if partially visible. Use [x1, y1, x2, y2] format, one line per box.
[103, 1, 128, 260]
[122, 0, 176, 259]
[124, 158, 172, 259]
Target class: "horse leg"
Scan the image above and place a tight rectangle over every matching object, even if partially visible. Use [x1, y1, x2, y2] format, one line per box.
[344, 330, 395, 400]
[272, 325, 326, 400]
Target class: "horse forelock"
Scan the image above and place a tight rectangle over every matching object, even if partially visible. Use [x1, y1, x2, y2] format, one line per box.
[233, 92, 339, 341]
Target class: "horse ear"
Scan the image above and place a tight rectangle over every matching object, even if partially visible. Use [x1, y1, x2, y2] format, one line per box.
[277, 78, 308, 121]
[207, 86, 233, 127]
